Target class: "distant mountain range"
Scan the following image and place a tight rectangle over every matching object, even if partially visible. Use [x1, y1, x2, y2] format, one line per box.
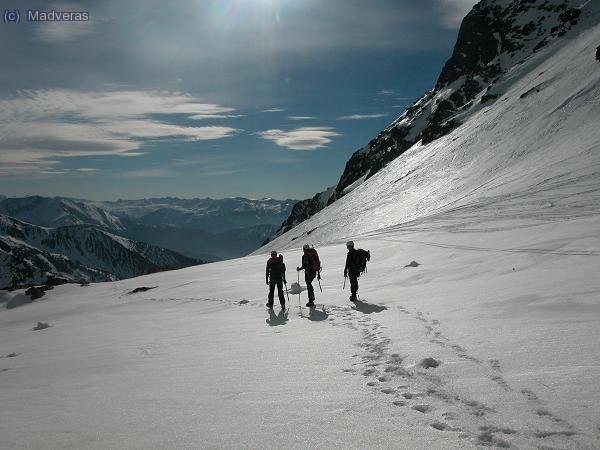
[0, 195, 297, 289]
[0, 214, 199, 289]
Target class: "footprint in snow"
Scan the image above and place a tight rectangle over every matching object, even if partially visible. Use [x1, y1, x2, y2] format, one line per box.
[430, 421, 459, 432]
[412, 404, 432, 413]
[489, 359, 501, 371]
[477, 430, 510, 448]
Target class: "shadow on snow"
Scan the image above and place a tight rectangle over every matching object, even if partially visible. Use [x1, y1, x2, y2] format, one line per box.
[352, 299, 387, 314]
[308, 306, 329, 321]
[266, 308, 289, 326]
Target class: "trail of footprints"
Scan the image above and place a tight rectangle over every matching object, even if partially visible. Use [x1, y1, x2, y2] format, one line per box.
[116, 290, 594, 447]
[330, 303, 591, 449]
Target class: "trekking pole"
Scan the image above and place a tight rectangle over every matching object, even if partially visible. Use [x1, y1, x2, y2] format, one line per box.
[297, 270, 301, 309]
[284, 280, 290, 303]
[343, 275, 346, 290]
[317, 271, 323, 293]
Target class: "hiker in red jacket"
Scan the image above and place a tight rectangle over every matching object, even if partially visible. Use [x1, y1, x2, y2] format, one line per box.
[297, 244, 320, 307]
[266, 251, 286, 309]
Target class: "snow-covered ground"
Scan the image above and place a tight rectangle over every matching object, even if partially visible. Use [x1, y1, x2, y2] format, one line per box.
[2, 3, 600, 450]
[1, 205, 599, 448]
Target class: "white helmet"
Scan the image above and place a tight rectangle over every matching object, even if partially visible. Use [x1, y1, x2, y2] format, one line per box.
[346, 240, 354, 248]
[302, 244, 311, 250]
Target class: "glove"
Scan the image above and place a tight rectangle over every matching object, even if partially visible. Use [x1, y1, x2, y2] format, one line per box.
[296, 267, 301, 271]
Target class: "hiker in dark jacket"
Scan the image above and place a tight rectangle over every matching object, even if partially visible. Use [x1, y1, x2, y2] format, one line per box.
[297, 244, 319, 307]
[344, 241, 369, 302]
[266, 251, 286, 308]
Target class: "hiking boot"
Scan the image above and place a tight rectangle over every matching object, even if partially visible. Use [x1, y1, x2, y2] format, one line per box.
[266, 302, 274, 308]
[349, 295, 357, 302]
[306, 301, 315, 307]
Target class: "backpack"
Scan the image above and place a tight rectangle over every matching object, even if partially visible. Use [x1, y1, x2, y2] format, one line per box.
[305, 248, 321, 272]
[268, 256, 285, 281]
[356, 249, 370, 274]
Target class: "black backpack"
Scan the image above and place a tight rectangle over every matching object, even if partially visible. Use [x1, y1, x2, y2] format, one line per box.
[356, 249, 370, 274]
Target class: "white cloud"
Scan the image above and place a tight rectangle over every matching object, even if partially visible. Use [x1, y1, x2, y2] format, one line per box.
[288, 116, 316, 121]
[257, 127, 339, 150]
[0, 89, 240, 174]
[261, 108, 285, 113]
[338, 113, 387, 120]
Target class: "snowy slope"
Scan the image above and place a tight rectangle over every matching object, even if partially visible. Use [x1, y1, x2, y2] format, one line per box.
[1, 218, 598, 448]
[272, 0, 589, 239]
[260, 0, 600, 252]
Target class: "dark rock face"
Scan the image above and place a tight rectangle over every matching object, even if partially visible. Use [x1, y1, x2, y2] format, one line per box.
[25, 287, 45, 300]
[271, 0, 584, 238]
[276, 194, 329, 236]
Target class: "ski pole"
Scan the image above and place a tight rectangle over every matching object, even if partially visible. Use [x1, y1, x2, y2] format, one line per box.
[284, 280, 290, 303]
[343, 275, 346, 290]
[297, 270, 301, 308]
[317, 271, 322, 293]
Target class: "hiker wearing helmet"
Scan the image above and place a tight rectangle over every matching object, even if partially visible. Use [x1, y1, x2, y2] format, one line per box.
[297, 244, 320, 307]
[344, 241, 370, 302]
[266, 251, 286, 309]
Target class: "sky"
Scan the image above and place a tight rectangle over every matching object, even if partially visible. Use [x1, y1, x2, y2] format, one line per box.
[0, 0, 478, 201]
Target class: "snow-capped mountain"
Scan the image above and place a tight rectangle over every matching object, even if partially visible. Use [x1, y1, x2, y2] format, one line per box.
[99, 197, 297, 233]
[0, 196, 297, 260]
[0, 214, 199, 289]
[271, 0, 587, 239]
[0, 196, 124, 230]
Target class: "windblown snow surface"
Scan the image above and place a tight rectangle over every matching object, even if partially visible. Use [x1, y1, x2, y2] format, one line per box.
[2, 7, 600, 450]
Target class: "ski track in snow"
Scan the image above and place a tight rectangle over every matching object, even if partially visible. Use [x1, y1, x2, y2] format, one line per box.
[222, 292, 598, 449]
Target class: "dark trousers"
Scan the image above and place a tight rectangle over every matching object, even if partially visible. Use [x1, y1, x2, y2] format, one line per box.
[268, 280, 285, 304]
[348, 271, 359, 296]
[305, 270, 316, 301]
